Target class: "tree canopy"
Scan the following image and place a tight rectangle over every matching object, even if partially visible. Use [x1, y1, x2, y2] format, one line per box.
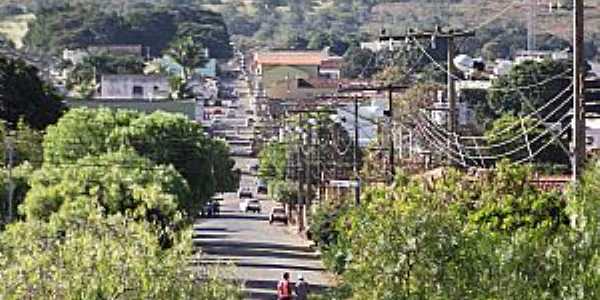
[24, 3, 233, 59]
[485, 59, 572, 124]
[310, 161, 600, 299]
[0, 210, 243, 299]
[0, 56, 65, 130]
[43, 108, 238, 217]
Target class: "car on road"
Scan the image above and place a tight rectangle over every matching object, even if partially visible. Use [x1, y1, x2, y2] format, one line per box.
[269, 207, 288, 225]
[240, 199, 261, 213]
[199, 199, 220, 217]
[238, 187, 253, 199]
[247, 163, 259, 174]
[256, 179, 267, 194]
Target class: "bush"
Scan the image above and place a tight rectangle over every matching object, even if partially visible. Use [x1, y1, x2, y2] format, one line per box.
[0, 211, 243, 299]
[318, 162, 600, 299]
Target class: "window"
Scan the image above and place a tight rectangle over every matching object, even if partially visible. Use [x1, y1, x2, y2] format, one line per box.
[133, 86, 143, 96]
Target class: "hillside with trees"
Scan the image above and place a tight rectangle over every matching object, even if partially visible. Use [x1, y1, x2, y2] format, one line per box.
[0, 1, 233, 59]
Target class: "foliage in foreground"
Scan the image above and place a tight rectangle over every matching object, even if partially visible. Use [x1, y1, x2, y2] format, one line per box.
[311, 161, 600, 299]
[0, 211, 243, 299]
[21, 150, 189, 235]
[42, 108, 238, 216]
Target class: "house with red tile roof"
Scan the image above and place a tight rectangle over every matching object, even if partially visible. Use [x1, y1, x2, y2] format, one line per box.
[252, 48, 343, 99]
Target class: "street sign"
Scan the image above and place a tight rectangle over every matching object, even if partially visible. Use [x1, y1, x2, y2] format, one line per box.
[329, 180, 360, 188]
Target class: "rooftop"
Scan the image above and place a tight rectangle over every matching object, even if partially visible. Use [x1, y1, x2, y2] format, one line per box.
[255, 50, 328, 66]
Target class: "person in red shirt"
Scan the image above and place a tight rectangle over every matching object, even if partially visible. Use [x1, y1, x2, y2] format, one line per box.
[277, 272, 292, 300]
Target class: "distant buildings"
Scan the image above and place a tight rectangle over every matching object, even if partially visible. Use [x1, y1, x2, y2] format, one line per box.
[98, 75, 170, 100]
[88, 44, 145, 58]
[252, 48, 343, 99]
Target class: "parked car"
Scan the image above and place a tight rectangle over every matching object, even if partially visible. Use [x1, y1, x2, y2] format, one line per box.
[269, 207, 288, 225]
[200, 200, 220, 217]
[238, 187, 253, 199]
[240, 199, 261, 213]
[247, 163, 259, 174]
[256, 179, 267, 194]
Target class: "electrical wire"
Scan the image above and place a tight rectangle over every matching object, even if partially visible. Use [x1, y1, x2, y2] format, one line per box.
[419, 111, 571, 161]
[472, 0, 523, 31]
[413, 38, 572, 93]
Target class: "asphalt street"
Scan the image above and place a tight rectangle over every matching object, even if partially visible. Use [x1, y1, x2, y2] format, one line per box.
[193, 193, 332, 299]
[193, 72, 332, 299]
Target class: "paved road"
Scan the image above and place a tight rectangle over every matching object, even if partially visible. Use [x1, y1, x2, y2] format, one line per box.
[194, 192, 332, 299]
[194, 67, 332, 299]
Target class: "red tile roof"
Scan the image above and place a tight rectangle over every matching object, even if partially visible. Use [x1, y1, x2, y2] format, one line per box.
[320, 58, 344, 69]
[255, 50, 326, 66]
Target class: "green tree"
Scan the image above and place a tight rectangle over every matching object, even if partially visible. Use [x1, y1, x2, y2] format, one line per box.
[166, 36, 208, 81]
[21, 149, 189, 232]
[0, 56, 65, 130]
[25, 3, 233, 59]
[342, 46, 377, 78]
[43, 108, 238, 216]
[0, 212, 243, 299]
[483, 114, 569, 165]
[258, 142, 288, 181]
[486, 59, 571, 123]
[314, 162, 587, 299]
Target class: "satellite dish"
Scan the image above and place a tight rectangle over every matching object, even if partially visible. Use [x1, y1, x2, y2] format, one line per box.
[454, 54, 474, 73]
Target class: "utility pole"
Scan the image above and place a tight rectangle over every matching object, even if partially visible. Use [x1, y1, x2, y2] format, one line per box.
[573, 0, 585, 181]
[353, 96, 360, 206]
[528, 0, 537, 51]
[296, 113, 305, 232]
[381, 27, 474, 165]
[388, 87, 395, 182]
[4, 132, 15, 224]
[447, 34, 457, 135]
[305, 121, 313, 230]
[338, 85, 408, 183]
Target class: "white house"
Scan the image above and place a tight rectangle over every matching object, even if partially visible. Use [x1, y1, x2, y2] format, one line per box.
[98, 75, 170, 100]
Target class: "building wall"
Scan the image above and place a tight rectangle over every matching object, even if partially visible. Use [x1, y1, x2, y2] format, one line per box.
[88, 45, 143, 57]
[268, 82, 335, 99]
[261, 65, 319, 86]
[99, 75, 170, 100]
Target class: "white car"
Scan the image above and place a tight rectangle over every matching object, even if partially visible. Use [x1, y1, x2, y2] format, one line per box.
[240, 199, 261, 213]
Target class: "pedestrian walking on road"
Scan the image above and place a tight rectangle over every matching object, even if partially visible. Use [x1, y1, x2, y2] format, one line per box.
[277, 272, 292, 300]
[295, 273, 309, 300]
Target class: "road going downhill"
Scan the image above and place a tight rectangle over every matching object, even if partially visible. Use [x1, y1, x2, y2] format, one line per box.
[193, 57, 333, 299]
[193, 191, 332, 299]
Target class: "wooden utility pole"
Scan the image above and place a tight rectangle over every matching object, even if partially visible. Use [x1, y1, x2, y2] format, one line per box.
[353, 96, 360, 206]
[305, 122, 313, 230]
[4, 132, 14, 224]
[447, 34, 457, 135]
[573, 0, 585, 181]
[388, 88, 395, 181]
[296, 114, 305, 232]
[338, 85, 408, 183]
[381, 27, 474, 165]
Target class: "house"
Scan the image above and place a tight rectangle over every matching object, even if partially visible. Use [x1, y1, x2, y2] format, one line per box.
[63, 48, 89, 65]
[188, 77, 219, 100]
[252, 48, 343, 98]
[267, 78, 340, 100]
[320, 58, 343, 79]
[514, 49, 570, 64]
[336, 102, 386, 147]
[88, 44, 145, 58]
[147, 56, 217, 78]
[97, 75, 170, 100]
